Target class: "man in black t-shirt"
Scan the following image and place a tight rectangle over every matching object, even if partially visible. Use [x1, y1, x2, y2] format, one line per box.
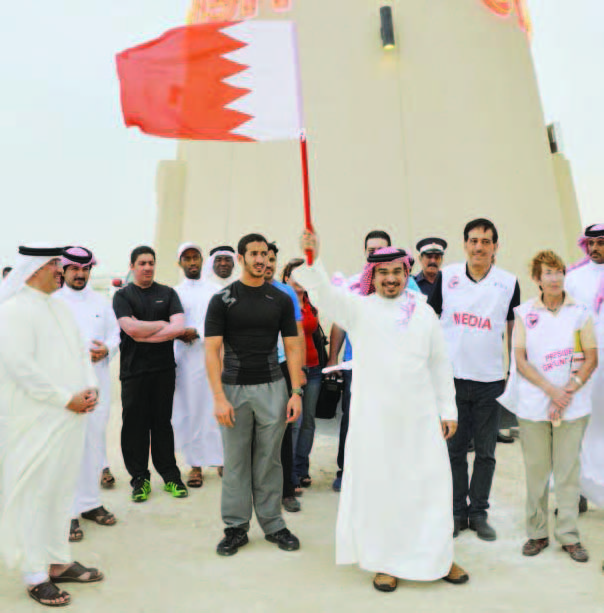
[205, 233, 303, 556]
[113, 246, 188, 502]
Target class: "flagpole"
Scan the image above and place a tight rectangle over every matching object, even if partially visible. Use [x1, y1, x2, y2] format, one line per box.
[300, 132, 314, 264]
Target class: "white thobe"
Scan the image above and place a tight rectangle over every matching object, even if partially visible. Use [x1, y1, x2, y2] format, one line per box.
[566, 261, 604, 506]
[295, 262, 457, 580]
[55, 285, 120, 515]
[172, 278, 223, 467]
[0, 286, 96, 575]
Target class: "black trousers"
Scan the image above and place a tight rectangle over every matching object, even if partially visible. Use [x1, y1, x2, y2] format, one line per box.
[448, 378, 505, 520]
[121, 369, 181, 485]
[279, 362, 295, 498]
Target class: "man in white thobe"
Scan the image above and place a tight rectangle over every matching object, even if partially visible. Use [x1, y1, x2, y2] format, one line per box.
[566, 223, 604, 507]
[202, 245, 239, 290]
[56, 247, 120, 541]
[172, 243, 224, 488]
[294, 232, 469, 592]
[0, 246, 104, 608]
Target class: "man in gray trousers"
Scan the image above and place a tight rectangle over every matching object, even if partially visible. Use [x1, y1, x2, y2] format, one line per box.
[205, 233, 303, 555]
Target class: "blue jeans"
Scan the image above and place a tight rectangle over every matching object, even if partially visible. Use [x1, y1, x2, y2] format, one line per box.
[291, 366, 322, 484]
[336, 370, 352, 479]
[448, 378, 505, 520]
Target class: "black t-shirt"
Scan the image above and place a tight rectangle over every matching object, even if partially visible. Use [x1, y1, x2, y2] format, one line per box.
[204, 280, 298, 385]
[113, 282, 184, 380]
[428, 265, 520, 320]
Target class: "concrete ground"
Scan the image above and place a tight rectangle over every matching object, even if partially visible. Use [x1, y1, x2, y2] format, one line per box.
[1, 402, 603, 613]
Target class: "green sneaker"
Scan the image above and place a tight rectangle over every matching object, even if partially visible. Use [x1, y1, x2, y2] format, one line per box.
[164, 481, 188, 498]
[132, 478, 151, 503]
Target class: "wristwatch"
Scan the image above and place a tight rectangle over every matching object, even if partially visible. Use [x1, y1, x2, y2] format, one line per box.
[291, 387, 304, 397]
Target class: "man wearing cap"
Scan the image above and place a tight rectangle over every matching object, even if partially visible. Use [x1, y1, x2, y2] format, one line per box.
[203, 246, 238, 289]
[0, 246, 104, 607]
[295, 230, 468, 592]
[172, 243, 224, 489]
[415, 237, 448, 299]
[56, 247, 120, 542]
[566, 223, 604, 508]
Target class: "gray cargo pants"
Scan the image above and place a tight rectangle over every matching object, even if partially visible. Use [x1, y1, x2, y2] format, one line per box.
[221, 380, 288, 535]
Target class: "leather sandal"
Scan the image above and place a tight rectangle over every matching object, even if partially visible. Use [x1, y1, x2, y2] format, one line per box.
[51, 561, 104, 584]
[100, 468, 115, 489]
[69, 519, 83, 543]
[443, 562, 470, 584]
[373, 573, 398, 592]
[187, 468, 203, 488]
[28, 581, 71, 607]
[81, 506, 116, 526]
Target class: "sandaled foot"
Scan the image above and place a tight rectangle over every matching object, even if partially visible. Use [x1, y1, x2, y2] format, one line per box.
[28, 581, 71, 607]
[187, 468, 203, 489]
[373, 573, 397, 592]
[51, 561, 104, 584]
[69, 519, 83, 543]
[300, 476, 312, 488]
[81, 506, 116, 526]
[443, 562, 470, 584]
[100, 468, 116, 490]
[294, 487, 303, 497]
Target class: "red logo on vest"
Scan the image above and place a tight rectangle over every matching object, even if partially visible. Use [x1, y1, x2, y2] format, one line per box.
[448, 276, 460, 289]
[453, 312, 492, 330]
[526, 313, 539, 329]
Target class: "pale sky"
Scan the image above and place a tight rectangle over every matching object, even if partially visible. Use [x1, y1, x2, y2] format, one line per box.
[0, 0, 601, 275]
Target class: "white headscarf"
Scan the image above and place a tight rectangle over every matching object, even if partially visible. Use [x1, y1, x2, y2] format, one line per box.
[0, 245, 65, 305]
[202, 248, 240, 289]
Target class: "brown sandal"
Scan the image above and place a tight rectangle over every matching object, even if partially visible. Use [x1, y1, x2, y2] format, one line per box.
[28, 581, 71, 607]
[187, 468, 203, 488]
[373, 573, 398, 592]
[51, 561, 104, 584]
[100, 468, 116, 489]
[81, 506, 117, 526]
[443, 562, 469, 584]
[69, 519, 83, 542]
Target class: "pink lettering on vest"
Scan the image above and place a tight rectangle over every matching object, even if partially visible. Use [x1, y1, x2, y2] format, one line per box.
[453, 312, 492, 331]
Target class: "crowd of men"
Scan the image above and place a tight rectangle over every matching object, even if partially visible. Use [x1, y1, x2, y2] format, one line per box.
[0, 217, 602, 606]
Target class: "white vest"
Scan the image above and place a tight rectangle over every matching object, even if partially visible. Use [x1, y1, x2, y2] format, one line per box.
[514, 298, 592, 421]
[441, 263, 516, 382]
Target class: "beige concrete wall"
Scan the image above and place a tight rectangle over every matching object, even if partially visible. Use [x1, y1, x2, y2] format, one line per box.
[155, 0, 581, 290]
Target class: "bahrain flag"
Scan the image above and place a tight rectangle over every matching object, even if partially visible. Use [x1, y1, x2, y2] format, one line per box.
[116, 21, 303, 142]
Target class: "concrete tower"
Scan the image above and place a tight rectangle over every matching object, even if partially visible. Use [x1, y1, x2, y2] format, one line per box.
[154, 0, 581, 287]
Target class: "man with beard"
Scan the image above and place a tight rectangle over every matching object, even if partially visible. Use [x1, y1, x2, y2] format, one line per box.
[172, 243, 223, 489]
[113, 246, 188, 502]
[56, 247, 120, 543]
[0, 246, 103, 607]
[203, 246, 238, 289]
[429, 218, 520, 541]
[205, 233, 303, 556]
[294, 231, 468, 592]
[566, 223, 604, 509]
[415, 237, 448, 299]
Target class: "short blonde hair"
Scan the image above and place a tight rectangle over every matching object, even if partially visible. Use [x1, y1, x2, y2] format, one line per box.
[530, 250, 566, 281]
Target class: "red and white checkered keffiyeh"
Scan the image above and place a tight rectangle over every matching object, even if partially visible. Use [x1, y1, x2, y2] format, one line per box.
[358, 247, 413, 296]
[570, 223, 604, 314]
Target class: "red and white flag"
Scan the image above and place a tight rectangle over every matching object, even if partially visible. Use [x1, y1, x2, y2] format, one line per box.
[116, 21, 303, 142]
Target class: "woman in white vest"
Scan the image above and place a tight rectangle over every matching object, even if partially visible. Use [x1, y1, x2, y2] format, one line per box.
[500, 250, 598, 563]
